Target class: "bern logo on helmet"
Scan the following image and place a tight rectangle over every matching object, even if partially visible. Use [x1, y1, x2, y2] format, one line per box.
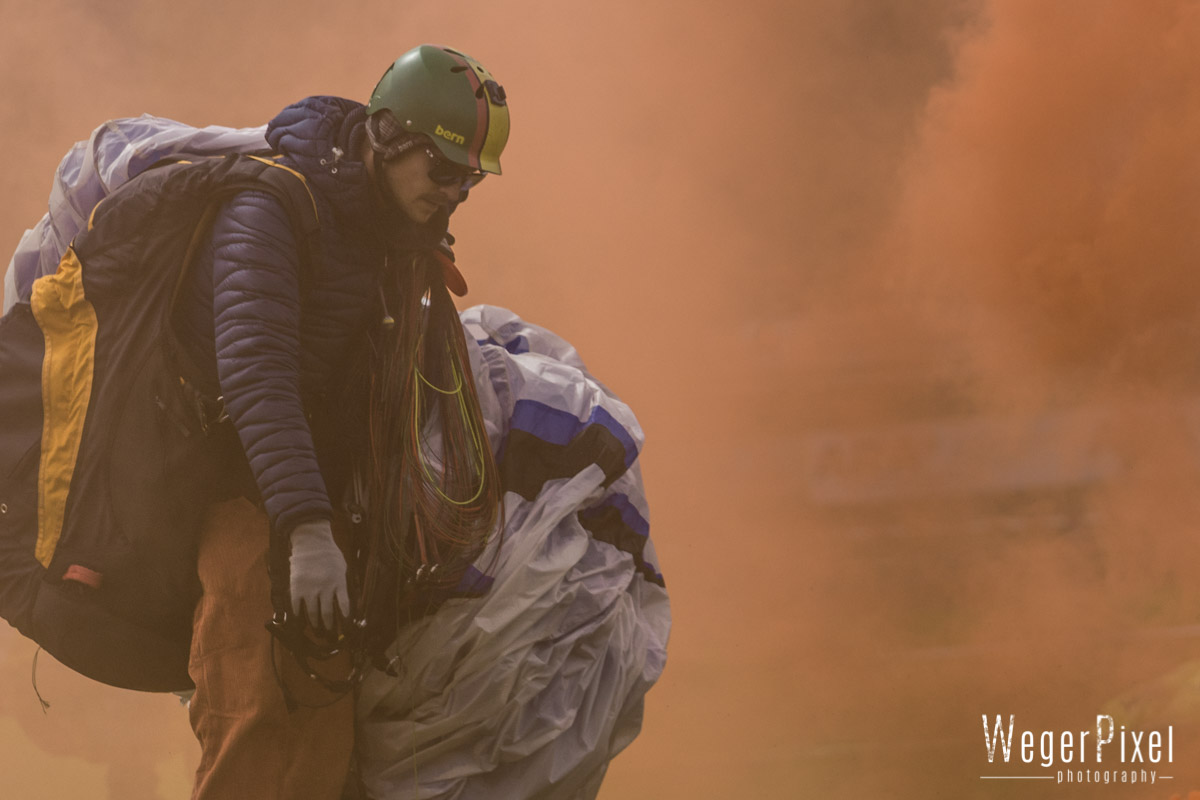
[435, 124, 466, 146]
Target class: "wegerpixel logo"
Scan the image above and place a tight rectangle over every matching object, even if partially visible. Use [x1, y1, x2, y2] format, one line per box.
[981, 714, 1174, 786]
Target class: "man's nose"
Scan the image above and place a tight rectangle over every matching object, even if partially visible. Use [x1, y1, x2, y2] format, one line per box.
[437, 182, 461, 203]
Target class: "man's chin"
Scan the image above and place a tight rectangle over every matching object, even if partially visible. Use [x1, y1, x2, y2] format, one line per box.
[396, 205, 434, 225]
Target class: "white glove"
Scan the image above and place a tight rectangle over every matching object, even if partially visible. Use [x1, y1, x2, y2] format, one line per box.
[288, 519, 349, 631]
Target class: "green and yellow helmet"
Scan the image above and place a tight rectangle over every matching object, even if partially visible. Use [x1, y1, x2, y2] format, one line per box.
[367, 44, 510, 175]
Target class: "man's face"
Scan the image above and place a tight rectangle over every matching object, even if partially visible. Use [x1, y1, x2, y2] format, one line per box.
[380, 144, 478, 224]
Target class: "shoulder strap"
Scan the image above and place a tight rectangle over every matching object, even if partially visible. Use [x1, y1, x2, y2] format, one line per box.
[166, 153, 323, 315]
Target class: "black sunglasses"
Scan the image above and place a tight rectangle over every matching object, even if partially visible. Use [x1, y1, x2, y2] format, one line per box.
[424, 146, 486, 189]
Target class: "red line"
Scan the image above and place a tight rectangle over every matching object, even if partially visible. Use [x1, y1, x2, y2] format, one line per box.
[443, 50, 486, 169]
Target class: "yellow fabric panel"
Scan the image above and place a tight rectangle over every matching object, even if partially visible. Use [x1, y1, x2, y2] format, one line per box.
[30, 247, 98, 567]
[479, 93, 509, 175]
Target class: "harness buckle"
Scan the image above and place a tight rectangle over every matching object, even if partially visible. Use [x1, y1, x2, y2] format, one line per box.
[187, 382, 229, 435]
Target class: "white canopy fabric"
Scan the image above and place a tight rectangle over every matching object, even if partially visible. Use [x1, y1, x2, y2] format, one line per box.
[355, 305, 670, 800]
[3, 115, 267, 314]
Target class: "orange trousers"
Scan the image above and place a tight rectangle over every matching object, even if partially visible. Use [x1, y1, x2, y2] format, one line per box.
[188, 498, 354, 800]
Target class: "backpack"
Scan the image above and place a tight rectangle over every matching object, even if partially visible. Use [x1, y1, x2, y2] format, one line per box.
[0, 152, 319, 692]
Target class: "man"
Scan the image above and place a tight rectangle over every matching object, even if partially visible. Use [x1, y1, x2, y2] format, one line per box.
[4, 40, 669, 799]
[168, 44, 509, 799]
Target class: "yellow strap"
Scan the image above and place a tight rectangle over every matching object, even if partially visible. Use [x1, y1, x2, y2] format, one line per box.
[245, 155, 320, 224]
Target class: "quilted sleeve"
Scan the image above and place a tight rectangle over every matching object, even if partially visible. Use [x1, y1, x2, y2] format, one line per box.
[211, 190, 331, 535]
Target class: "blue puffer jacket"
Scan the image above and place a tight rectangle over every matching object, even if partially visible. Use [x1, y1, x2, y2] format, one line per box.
[175, 95, 440, 537]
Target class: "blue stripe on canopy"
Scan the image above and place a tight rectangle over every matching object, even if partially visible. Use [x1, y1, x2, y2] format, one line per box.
[475, 335, 529, 355]
[508, 399, 638, 468]
[580, 492, 649, 538]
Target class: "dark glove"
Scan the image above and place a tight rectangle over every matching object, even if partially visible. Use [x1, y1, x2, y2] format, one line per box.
[288, 519, 348, 630]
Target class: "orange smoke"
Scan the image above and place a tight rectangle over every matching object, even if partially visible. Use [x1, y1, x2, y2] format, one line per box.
[822, 2, 1200, 796]
[888, 0, 1200, 389]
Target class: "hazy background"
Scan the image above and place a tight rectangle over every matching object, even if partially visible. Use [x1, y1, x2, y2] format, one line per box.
[4, 0, 1200, 797]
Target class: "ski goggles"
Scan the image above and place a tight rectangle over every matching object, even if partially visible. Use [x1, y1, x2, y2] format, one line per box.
[424, 146, 486, 189]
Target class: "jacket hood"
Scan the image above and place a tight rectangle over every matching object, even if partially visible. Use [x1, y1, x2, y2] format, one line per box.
[265, 95, 448, 250]
[266, 96, 376, 231]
